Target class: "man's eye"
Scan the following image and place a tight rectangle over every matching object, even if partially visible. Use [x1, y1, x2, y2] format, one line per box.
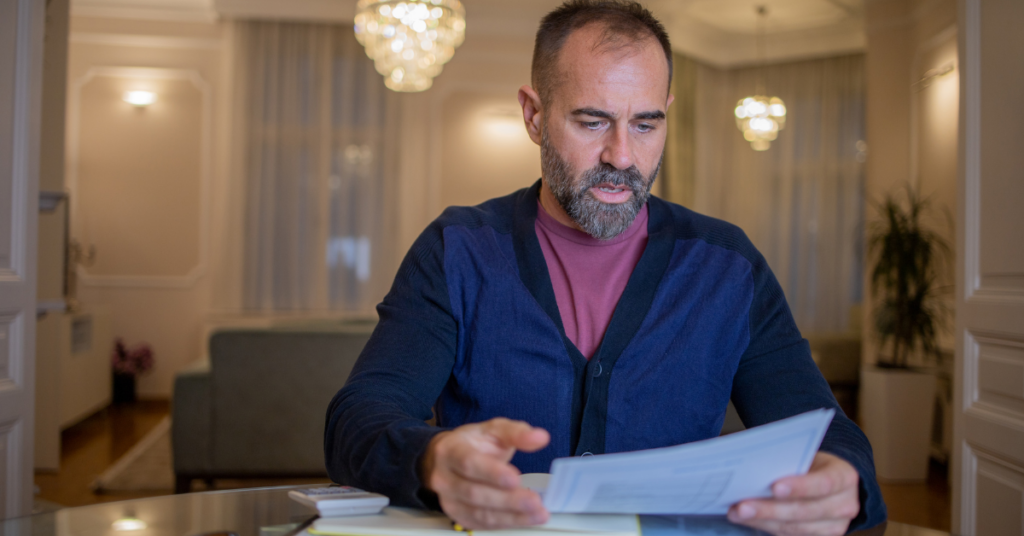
[636, 123, 655, 133]
[581, 121, 603, 130]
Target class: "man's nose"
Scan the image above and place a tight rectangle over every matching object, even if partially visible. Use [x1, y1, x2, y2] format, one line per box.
[601, 124, 634, 170]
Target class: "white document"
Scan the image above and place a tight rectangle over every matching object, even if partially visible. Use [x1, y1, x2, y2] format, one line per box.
[540, 409, 835, 515]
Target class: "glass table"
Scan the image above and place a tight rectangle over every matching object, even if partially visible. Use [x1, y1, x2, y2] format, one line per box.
[0, 486, 948, 536]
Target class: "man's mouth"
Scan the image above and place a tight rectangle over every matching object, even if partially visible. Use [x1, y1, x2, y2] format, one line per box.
[590, 183, 633, 204]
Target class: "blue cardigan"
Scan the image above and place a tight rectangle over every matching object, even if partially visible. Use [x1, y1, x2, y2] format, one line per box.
[325, 181, 886, 531]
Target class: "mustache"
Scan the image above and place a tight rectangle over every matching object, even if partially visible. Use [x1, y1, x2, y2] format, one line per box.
[577, 163, 646, 192]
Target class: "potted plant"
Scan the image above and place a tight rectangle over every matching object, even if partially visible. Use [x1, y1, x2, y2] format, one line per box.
[111, 339, 154, 404]
[860, 185, 950, 482]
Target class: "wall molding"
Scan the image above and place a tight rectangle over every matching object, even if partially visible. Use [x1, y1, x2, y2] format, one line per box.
[70, 4, 218, 23]
[66, 66, 213, 289]
[70, 32, 222, 50]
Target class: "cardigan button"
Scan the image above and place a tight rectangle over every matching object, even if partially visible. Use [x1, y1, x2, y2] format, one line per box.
[592, 363, 603, 377]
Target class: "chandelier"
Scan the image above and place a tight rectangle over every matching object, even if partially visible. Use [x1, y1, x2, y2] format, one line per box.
[735, 6, 786, 151]
[354, 0, 466, 92]
[735, 96, 786, 151]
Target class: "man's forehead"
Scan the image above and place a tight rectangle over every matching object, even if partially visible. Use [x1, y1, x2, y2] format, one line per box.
[549, 24, 670, 110]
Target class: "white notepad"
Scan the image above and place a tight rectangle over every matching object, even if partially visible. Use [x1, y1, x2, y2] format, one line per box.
[308, 507, 639, 536]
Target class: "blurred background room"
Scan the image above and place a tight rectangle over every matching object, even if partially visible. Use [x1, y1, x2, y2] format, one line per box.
[5, 0, 1021, 533]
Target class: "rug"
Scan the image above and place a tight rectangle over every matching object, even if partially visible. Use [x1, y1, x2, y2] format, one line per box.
[91, 416, 174, 493]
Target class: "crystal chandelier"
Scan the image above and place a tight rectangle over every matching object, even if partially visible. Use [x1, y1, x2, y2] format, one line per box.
[735, 6, 786, 151]
[354, 0, 466, 92]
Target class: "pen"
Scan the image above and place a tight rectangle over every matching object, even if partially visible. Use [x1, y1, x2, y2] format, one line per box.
[282, 514, 319, 536]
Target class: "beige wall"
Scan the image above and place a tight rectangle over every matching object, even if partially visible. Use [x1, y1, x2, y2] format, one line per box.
[66, 16, 223, 397]
[862, 0, 958, 365]
[392, 30, 539, 260]
[439, 91, 540, 211]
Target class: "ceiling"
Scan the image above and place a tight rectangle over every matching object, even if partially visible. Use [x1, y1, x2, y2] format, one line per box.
[648, 0, 864, 66]
[70, 0, 865, 68]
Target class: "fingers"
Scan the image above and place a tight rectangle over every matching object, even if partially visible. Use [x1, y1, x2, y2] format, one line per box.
[726, 452, 861, 536]
[772, 452, 859, 500]
[446, 442, 523, 488]
[482, 418, 551, 453]
[440, 494, 550, 530]
[728, 485, 859, 524]
[447, 479, 545, 513]
[423, 418, 552, 530]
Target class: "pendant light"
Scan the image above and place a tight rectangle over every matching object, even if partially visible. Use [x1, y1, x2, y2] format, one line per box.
[734, 6, 786, 151]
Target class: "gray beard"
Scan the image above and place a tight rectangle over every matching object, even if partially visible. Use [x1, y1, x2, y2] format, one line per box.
[541, 130, 660, 240]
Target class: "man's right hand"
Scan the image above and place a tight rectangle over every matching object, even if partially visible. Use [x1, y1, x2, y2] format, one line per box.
[420, 417, 551, 530]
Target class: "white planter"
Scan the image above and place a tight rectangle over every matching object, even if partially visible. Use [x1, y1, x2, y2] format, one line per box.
[859, 367, 937, 482]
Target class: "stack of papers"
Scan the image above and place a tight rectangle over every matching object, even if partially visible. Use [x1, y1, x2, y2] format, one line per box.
[540, 409, 834, 514]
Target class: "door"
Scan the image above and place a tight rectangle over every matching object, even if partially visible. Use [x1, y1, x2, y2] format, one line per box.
[953, 0, 1024, 534]
[0, 0, 43, 521]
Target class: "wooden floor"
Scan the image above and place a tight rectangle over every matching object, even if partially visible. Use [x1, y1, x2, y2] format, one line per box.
[34, 399, 330, 508]
[36, 401, 952, 532]
[878, 460, 952, 533]
[35, 400, 173, 507]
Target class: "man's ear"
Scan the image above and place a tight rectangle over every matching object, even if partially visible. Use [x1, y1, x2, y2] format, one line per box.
[518, 85, 544, 146]
[666, 93, 675, 110]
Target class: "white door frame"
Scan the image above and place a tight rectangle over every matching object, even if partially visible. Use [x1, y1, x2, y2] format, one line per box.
[0, 0, 44, 521]
[953, 0, 1024, 533]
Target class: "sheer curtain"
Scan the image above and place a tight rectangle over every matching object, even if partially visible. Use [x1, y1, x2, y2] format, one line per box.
[688, 54, 866, 333]
[232, 21, 398, 313]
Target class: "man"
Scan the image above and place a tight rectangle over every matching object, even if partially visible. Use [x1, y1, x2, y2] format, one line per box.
[325, 2, 886, 535]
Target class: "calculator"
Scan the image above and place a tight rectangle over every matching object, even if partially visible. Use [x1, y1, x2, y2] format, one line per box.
[288, 486, 390, 517]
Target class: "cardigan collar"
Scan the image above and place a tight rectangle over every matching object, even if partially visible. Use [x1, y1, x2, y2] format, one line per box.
[511, 179, 677, 453]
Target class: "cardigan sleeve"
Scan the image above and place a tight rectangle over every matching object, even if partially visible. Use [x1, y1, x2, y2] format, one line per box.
[728, 240, 887, 533]
[324, 221, 455, 509]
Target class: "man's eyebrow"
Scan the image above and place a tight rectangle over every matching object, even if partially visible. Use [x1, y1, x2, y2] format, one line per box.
[571, 107, 614, 119]
[570, 108, 666, 121]
[633, 110, 666, 121]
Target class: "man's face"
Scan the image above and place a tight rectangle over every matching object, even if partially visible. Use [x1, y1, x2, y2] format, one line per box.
[537, 24, 672, 239]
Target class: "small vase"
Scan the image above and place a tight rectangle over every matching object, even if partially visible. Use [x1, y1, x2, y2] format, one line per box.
[112, 372, 137, 404]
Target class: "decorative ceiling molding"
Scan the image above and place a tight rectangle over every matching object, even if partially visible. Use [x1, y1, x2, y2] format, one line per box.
[648, 0, 865, 68]
[213, 0, 357, 22]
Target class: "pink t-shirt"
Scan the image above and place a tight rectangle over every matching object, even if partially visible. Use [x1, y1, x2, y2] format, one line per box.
[534, 201, 649, 359]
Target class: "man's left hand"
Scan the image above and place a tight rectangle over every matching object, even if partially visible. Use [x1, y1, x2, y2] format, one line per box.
[727, 452, 861, 536]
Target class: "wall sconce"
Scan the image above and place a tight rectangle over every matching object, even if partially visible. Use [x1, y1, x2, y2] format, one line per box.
[111, 517, 147, 531]
[122, 90, 157, 107]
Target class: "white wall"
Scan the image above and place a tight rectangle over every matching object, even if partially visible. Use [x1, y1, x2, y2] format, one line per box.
[862, 0, 958, 366]
[65, 16, 224, 397]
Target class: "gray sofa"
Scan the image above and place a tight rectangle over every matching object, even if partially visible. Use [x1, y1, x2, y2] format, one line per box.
[806, 332, 862, 420]
[170, 318, 862, 492]
[171, 321, 375, 493]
